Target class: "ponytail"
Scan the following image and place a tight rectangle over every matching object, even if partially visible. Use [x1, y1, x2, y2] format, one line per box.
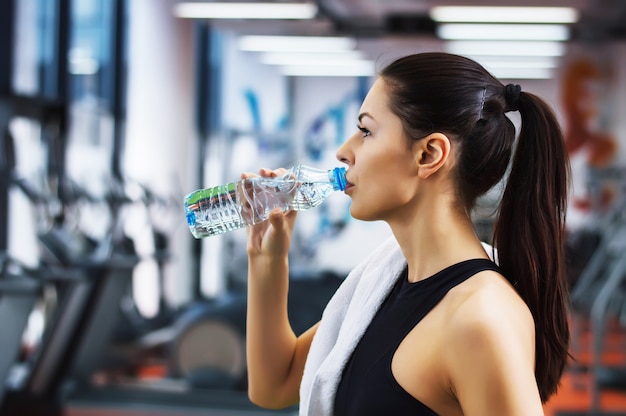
[493, 92, 571, 402]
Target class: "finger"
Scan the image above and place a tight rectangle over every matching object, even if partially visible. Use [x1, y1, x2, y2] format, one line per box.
[269, 209, 297, 234]
[273, 167, 288, 174]
[267, 207, 285, 230]
[240, 171, 257, 179]
[258, 167, 276, 177]
[259, 167, 289, 178]
[283, 209, 298, 227]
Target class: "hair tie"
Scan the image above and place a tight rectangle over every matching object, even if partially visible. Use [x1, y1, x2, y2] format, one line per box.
[478, 87, 487, 120]
[505, 84, 521, 112]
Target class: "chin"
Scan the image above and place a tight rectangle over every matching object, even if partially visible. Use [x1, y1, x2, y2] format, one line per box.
[349, 207, 377, 222]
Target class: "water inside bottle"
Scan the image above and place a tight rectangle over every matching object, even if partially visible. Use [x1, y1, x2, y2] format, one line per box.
[291, 181, 337, 209]
[185, 184, 246, 238]
[239, 177, 298, 224]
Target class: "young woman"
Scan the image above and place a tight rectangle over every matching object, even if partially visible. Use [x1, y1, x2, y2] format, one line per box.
[244, 52, 570, 416]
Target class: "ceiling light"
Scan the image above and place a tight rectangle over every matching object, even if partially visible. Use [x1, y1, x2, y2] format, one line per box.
[238, 36, 356, 52]
[259, 51, 366, 65]
[485, 67, 554, 80]
[474, 56, 559, 79]
[445, 40, 566, 57]
[430, 6, 578, 24]
[437, 24, 570, 41]
[453, 55, 560, 79]
[279, 62, 375, 77]
[472, 56, 560, 70]
[174, 2, 318, 20]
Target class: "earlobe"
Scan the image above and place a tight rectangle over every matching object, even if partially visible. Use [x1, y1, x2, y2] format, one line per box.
[416, 133, 451, 179]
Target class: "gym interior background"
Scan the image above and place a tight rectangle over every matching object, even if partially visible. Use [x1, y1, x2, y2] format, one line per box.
[1, 0, 626, 415]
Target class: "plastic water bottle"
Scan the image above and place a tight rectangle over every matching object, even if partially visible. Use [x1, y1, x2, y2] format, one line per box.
[184, 164, 347, 238]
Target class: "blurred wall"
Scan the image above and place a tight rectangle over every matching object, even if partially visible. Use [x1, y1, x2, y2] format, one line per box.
[125, 0, 196, 309]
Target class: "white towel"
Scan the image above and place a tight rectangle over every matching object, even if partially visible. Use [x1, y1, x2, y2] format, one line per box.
[299, 236, 405, 416]
[298, 237, 496, 415]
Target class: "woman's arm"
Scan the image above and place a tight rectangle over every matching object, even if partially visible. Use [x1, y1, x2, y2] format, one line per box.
[244, 169, 318, 409]
[246, 249, 319, 408]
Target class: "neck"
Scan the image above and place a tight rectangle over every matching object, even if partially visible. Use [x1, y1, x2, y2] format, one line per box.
[388, 194, 489, 283]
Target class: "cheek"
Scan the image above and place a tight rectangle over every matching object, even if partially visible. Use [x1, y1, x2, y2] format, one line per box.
[349, 181, 415, 221]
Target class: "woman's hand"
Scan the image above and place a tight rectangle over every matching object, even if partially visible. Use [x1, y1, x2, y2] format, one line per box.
[245, 167, 298, 259]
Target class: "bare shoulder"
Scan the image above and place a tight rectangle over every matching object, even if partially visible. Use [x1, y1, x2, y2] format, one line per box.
[439, 269, 537, 378]
[440, 270, 542, 414]
[445, 269, 535, 341]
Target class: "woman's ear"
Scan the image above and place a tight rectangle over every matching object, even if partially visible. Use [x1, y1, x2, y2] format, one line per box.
[415, 133, 451, 179]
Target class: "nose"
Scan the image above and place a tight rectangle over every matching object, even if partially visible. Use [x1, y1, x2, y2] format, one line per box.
[336, 134, 354, 166]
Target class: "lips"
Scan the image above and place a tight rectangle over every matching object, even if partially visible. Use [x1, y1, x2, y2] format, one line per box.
[341, 171, 354, 192]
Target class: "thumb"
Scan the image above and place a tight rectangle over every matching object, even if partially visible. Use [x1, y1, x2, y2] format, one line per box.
[268, 207, 297, 234]
[267, 207, 286, 230]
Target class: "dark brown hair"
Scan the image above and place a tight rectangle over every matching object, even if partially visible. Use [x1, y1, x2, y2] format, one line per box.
[380, 52, 570, 403]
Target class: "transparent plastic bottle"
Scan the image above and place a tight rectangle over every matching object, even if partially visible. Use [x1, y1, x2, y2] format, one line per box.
[184, 164, 347, 238]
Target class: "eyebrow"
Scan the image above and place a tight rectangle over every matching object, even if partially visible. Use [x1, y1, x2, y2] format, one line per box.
[358, 112, 373, 123]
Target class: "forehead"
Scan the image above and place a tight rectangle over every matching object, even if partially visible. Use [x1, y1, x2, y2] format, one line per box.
[359, 78, 392, 119]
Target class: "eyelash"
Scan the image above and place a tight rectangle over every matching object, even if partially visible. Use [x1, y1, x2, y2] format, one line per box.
[357, 124, 371, 137]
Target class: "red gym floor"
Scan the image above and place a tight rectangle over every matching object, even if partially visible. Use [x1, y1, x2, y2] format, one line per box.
[544, 316, 626, 416]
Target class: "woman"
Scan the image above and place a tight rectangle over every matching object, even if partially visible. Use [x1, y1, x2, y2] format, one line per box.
[244, 52, 570, 415]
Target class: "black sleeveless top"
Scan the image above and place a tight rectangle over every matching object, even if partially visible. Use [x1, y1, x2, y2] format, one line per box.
[333, 259, 502, 416]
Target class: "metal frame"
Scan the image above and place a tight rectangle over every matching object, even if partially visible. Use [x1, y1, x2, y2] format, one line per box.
[191, 23, 223, 298]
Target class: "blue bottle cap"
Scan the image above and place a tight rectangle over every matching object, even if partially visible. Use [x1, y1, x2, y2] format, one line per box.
[333, 167, 347, 191]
